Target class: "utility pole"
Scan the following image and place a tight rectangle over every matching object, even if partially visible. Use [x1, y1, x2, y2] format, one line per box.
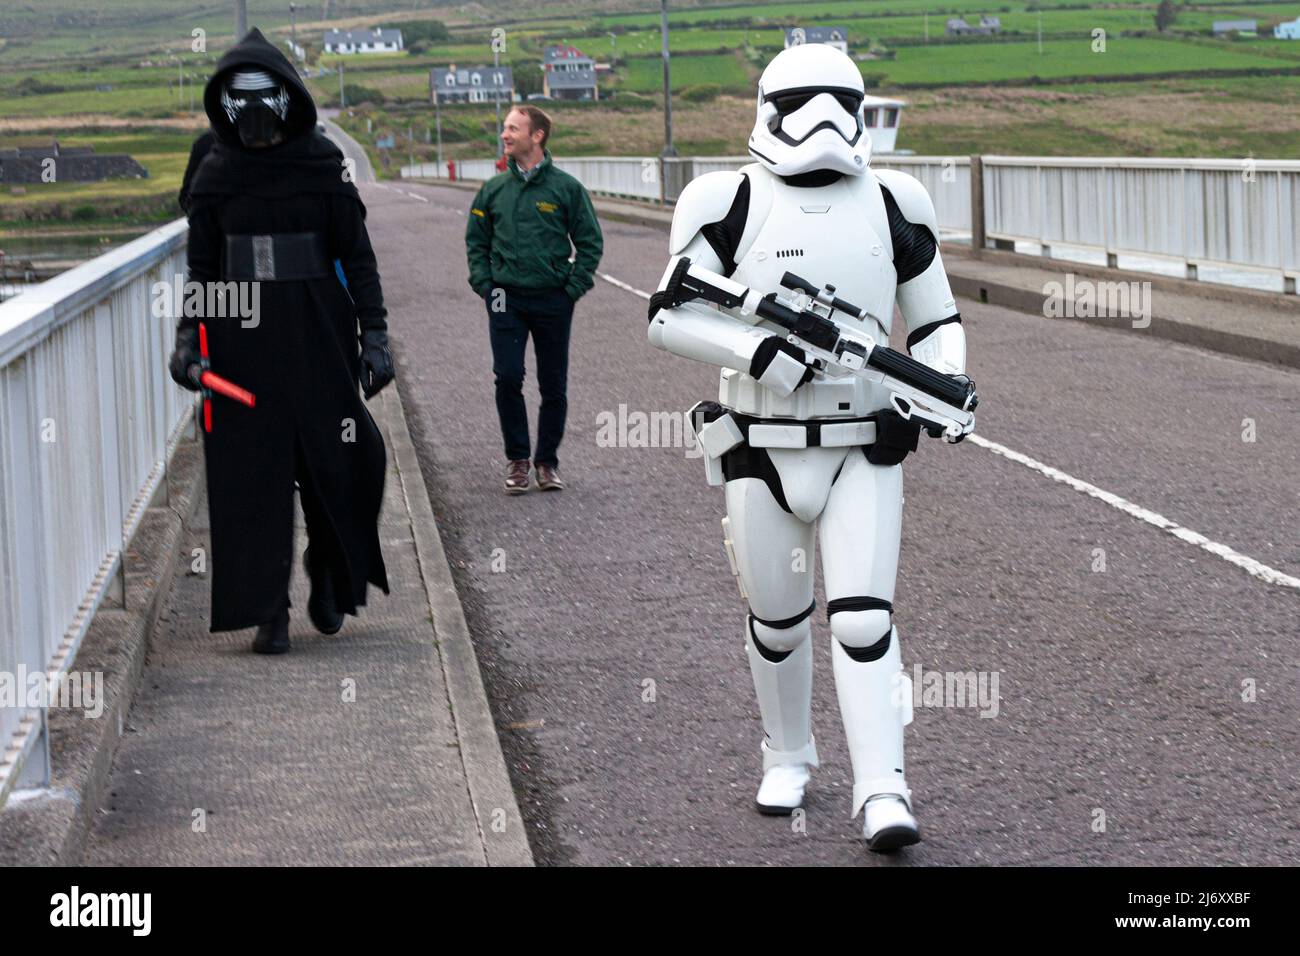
[660, 0, 676, 158]
[434, 91, 444, 176]
[290, 2, 298, 61]
[1037, 12, 1043, 55]
[407, 122, 413, 171]
[493, 45, 503, 160]
[234, 0, 247, 40]
[924, 13, 929, 45]
[339, 61, 345, 108]
[178, 59, 183, 105]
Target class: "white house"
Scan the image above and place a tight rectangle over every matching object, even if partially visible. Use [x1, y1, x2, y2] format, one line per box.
[784, 26, 849, 54]
[862, 95, 906, 154]
[1275, 17, 1300, 38]
[1212, 20, 1257, 35]
[323, 28, 404, 54]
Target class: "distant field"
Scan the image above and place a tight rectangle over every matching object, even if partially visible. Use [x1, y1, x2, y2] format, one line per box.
[616, 51, 753, 91]
[859, 35, 1296, 85]
[597, 0, 1161, 28]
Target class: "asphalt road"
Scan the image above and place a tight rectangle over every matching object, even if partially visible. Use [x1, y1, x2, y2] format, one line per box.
[364, 178, 1299, 866]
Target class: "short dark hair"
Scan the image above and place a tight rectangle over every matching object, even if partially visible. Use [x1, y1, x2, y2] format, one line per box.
[512, 105, 552, 148]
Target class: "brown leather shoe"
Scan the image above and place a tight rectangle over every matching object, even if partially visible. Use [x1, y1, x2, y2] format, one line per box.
[536, 463, 564, 491]
[504, 459, 530, 494]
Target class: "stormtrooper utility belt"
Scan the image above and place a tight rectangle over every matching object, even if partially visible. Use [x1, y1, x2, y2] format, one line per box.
[224, 232, 331, 282]
[689, 401, 921, 485]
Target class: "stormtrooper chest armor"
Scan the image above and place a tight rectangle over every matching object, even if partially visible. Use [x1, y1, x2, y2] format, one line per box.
[721, 165, 899, 420]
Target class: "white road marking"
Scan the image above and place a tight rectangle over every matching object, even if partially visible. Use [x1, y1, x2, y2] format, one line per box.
[968, 435, 1300, 591]
[405, 191, 429, 203]
[599, 272, 651, 300]
[598, 272, 1300, 593]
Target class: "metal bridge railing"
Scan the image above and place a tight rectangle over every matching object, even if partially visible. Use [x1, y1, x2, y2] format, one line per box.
[0, 218, 192, 805]
[401, 154, 972, 232]
[982, 156, 1300, 290]
[405, 153, 1297, 290]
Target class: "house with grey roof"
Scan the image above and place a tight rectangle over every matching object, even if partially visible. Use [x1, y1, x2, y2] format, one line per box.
[429, 65, 516, 105]
[542, 45, 599, 101]
[783, 27, 849, 54]
[323, 28, 403, 54]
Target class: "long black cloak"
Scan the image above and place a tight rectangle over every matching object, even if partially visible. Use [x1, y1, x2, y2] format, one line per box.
[185, 28, 388, 631]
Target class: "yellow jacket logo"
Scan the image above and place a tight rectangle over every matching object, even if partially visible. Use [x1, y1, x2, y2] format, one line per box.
[536, 201, 559, 214]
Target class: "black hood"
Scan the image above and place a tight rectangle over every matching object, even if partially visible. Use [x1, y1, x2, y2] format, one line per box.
[189, 27, 362, 211]
[203, 27, 316, 146]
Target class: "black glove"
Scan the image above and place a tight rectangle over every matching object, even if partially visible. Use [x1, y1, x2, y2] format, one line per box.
[359, 328, 395, 399]
[866, 408, 922, 466]
[749, 336, 814, 391]
[168, 325, 202, 392]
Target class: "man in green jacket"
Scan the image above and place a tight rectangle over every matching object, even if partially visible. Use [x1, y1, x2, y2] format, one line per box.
[465, 105, 604, 494]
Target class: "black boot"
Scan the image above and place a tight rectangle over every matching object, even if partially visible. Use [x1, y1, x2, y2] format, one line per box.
[304, 547, 343, 635]
[252, 605, 290, 655]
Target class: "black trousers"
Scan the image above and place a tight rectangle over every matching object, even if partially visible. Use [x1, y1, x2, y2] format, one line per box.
[486, 285, 575, 467]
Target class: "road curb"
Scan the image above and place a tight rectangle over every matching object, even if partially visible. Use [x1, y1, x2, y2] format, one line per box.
[0, 417, 204, 866]
[378, 384, 535, 867]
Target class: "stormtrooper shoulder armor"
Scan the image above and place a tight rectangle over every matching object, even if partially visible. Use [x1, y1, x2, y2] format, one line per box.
[670, 171, 749, 257]
[872, 169, 938, 235]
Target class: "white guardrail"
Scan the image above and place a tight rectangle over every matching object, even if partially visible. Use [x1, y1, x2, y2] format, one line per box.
[982, 156, 1300, 288]
[401, 155, 968, 235]
[0, 218, 192, 804]
[403, 154, 1298, 289]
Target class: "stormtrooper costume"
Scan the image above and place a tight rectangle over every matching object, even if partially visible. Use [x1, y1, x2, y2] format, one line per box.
[646, 44, 969, 851]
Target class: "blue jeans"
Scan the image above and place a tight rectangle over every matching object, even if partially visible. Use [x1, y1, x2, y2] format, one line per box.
[487, 285, 574, 468]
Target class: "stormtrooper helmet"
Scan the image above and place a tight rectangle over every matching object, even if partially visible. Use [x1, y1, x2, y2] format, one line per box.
[220, 70, 292, 148]
[748, 44, 870, 177]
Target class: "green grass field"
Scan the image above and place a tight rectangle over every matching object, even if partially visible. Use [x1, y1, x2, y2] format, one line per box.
[2, 0, 1299, 231]
[859, 35, 1295, 85]
[616, 51, 753, 92]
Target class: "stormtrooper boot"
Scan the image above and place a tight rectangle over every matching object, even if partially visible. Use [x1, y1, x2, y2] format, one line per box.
[862, 793, 920, 852]
[746, 621, 818, 814]
[831, 627, 920, 851]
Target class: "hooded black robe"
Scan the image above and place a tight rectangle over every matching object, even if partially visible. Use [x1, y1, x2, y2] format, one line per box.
[185, 28, 388, 631]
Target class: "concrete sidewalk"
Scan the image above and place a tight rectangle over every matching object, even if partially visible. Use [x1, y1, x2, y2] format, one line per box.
[80, 386, 531, 866]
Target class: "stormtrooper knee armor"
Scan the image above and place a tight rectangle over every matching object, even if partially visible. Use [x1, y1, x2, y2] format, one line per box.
[647, 44, 971, 852]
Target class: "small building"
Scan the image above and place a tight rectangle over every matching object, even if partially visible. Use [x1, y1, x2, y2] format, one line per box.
[323, 28, 403, 54]
[945, 16, 1001, 37]
[542, 45, 599, 101]
[783, 26, 849, 55]
[1276, 17, 1300, 38]
[1212, 19, 1257, 35]
[430, 65, 516, 105]
[862, 95, 906, 154]
[0, 141, 147, 185]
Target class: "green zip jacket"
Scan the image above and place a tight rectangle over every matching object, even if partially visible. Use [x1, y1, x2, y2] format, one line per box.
[465, 150, 604, 302]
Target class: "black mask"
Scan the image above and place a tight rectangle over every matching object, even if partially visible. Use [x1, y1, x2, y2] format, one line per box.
[221, 71, 291, 148]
